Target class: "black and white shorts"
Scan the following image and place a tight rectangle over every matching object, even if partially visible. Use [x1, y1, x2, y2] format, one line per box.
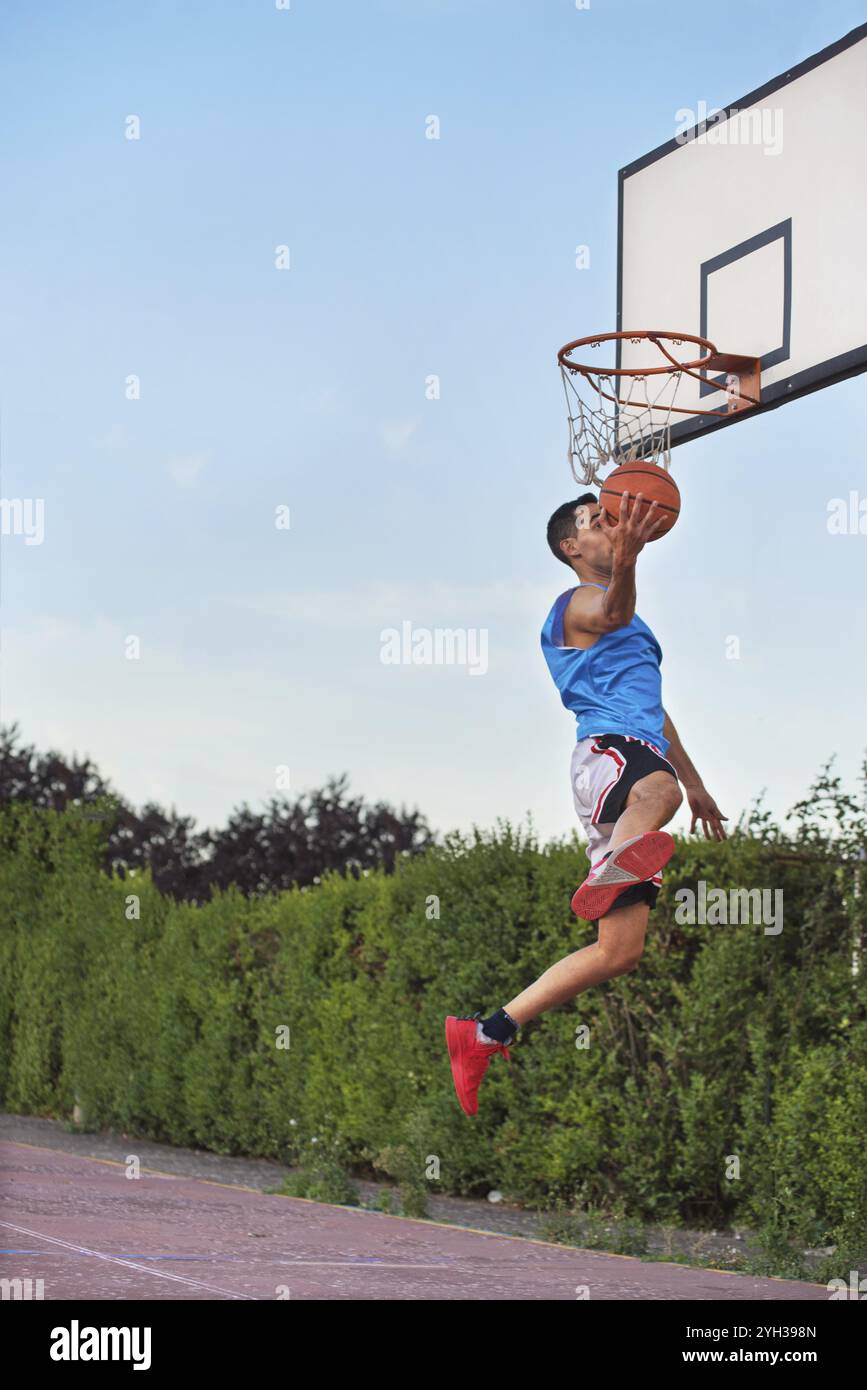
[570, 733, 678, 909]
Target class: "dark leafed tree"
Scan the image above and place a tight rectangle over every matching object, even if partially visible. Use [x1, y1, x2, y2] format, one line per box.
[200, 775, 434, 898]
[0, 722, 110, 808]
[0, 726, 433, 902]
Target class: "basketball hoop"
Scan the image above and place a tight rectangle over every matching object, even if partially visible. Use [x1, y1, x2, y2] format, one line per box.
[557, 330, 761, 486]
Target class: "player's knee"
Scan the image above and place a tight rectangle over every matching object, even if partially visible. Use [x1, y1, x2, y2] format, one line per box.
[631, 774, 682, 817]
[614, 951, 644, 975]
[598, 940, 645, 975]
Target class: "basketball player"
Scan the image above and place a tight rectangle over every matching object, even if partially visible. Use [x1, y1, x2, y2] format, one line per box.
[446, 489, 727, 1115]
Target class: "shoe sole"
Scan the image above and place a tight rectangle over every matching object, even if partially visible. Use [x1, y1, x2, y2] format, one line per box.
[570, 831, 675, 922]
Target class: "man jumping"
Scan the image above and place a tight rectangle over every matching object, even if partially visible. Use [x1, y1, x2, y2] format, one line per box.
[446, 489, 727, 1115]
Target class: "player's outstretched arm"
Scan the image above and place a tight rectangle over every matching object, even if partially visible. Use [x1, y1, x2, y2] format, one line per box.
[662, 709, 728, 840]
[570, 490, 664, 635]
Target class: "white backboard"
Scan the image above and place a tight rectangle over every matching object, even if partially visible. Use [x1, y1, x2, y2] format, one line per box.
[617, 23, 867, 447]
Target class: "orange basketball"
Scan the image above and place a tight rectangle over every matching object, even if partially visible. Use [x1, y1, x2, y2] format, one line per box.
[599, 462, 681, 540]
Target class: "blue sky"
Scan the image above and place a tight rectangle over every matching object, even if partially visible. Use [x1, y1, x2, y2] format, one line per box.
[2, 0, 865, 842]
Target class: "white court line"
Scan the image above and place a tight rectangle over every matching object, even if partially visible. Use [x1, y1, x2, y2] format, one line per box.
[0, 1222, 258, 1300]
[1, 1222, 452, 1285]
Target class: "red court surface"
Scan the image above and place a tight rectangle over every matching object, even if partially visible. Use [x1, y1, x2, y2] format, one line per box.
[1, 1140, 830, 1301]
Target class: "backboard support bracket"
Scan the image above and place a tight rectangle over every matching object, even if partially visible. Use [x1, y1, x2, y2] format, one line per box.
[696, 352, 761, 413]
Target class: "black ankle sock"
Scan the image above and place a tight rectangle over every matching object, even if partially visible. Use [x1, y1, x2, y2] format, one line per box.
[479, 1007, 519, 1044]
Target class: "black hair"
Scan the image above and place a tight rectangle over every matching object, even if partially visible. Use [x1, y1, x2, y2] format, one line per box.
[546, 494, 597, 566]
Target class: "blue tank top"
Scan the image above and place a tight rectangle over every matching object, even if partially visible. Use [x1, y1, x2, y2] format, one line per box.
[540, 583, 668, 752]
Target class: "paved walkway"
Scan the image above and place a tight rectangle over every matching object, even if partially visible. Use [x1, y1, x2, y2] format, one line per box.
[1, 1138, 828, 1300]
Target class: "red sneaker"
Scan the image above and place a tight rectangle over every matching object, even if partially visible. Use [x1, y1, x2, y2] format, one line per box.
[445, 1015, 511, 1117]
[570, 831, 675, 922]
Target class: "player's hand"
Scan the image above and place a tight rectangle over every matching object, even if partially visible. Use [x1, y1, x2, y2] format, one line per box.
[600, 490, 666, 565]
[686, 786, 729, 840]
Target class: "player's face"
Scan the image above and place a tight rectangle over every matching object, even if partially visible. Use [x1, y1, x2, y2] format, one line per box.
[573, 503, 613, 566]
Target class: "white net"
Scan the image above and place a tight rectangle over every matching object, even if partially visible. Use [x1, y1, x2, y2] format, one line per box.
[559, 346, 691, 487]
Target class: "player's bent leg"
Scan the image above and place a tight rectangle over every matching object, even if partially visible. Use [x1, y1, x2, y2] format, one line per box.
[571, 747, 681, 921]
[488, 897, 652, 1034]
[447, 894, 654, 1115]
[595, 897, 651, 976]
[447, 756, 675, 1113]
[607, 770, 682, 853]
[503, 940, 624, 1026]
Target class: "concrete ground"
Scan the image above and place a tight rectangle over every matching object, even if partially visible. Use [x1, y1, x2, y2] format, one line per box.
[0, 1114, 831, 1301]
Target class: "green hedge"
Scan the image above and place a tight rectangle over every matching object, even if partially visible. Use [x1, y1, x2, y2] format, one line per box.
[1, 800, 865, 1261]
